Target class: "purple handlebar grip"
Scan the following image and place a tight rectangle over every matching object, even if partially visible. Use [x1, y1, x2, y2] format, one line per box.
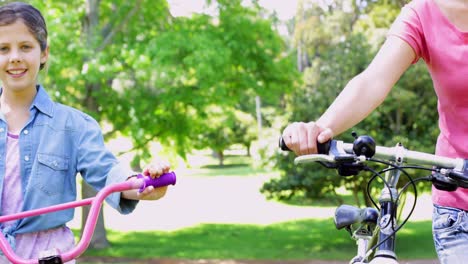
[136, 172, 176, 192]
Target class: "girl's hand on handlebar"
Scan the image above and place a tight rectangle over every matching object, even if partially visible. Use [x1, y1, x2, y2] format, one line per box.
[138, 158, 171, 200]
[282, 121, 334, 155]
[122, 158, 171, 200]
[143, 159, 171, 179]
[135, 184, 168, 200]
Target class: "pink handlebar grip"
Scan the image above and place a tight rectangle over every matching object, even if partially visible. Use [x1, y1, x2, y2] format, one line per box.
[136, 172, 176, 192]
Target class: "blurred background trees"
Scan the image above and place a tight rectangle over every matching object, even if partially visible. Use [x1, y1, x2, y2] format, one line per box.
[26, 0, 436, 248]
[261, 0, 436, 208]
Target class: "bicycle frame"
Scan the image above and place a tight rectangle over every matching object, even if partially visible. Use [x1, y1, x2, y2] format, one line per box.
[287, 135, 468, 264]
[0, 172, 176, 264]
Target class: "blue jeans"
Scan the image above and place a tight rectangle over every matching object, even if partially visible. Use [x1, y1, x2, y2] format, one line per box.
[433, 205, 468, 264]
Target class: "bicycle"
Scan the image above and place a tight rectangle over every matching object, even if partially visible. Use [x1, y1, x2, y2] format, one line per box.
[280, 132, 468, 264]
[0, 172, 177, 264]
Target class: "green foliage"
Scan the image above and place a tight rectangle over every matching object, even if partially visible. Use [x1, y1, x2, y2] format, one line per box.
[194, 105, 237, 164]
[150, 1, 298, 158]
[33, 0, 179, 162]
[28, 0, 298, 166]
[262, 31, 375, 206]
[261, 155, 345, 202]
[191, 105, 258, 165]
[263, 0, 437, 207]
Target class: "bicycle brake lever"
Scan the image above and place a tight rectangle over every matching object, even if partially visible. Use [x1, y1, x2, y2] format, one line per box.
[446, 171, 468, 189]
[294, 154, 336, 164]
[293, 140, 356, 165]
[432, 172, 458, 192]
[441, 160, 468, 189]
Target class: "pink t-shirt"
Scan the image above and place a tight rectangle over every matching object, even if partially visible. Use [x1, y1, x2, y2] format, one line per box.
[388, 0, 468, 210]
[1, 133, 75, 263]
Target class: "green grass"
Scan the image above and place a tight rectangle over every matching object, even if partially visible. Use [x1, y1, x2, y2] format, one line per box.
[396, 220, 438, 259]
[192, 164, 269, 177]
[79, 219, 436, 261]
[79, 153, 437, 262]
[187, 154, 277, 177]
[278, 192, 357, 207]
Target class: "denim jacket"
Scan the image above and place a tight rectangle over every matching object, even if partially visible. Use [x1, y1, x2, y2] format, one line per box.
[0, 85, 138, 240]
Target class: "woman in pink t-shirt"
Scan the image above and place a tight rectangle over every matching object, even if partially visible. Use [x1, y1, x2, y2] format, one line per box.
[282, 0, 468, 263]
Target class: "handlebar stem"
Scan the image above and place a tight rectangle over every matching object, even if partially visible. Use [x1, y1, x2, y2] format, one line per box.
[379, 187, 399, 204]
[374, 144, 402, 260]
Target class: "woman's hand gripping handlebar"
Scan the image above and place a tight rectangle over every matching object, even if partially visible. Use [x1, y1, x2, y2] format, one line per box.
[0, 172, 176, 264]
[279, 133, 468, 189]
[279, 136, 332, 156]
[279, 134, 371, 176]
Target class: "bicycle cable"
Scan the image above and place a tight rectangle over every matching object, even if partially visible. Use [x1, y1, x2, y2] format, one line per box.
[361, 160, 431, 257]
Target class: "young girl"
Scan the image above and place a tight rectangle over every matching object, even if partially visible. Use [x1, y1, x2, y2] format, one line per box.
[0, 2, 170, 262]
[282, 0, 468, 263]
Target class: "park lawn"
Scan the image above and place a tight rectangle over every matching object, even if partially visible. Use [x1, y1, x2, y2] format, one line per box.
[78, 219, 436, 261]
[185, 153, 274, 177]
[78, 153, 437, 261]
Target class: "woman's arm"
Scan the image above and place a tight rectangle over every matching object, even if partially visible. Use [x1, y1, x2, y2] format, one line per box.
[283, 36, 417, 156]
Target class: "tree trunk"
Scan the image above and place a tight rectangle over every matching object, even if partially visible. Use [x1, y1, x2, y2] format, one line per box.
[81, 181, 109, 248]
[80, 0, 109, 248]
[245, 143, 251, 156]
[79, 0, 142, 248]
[255, 96, 262, 139]
[296, 1, 310, 72]
[80, 87, 110, 248]
[218, 151, 224, 166]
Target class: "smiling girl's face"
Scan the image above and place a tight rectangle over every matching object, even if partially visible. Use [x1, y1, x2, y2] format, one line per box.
[0, 20, 48, 94]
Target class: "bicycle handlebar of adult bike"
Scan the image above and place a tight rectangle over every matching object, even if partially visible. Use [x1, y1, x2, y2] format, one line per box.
[279, 136, 468, 186]
[0, 172, 176, 264]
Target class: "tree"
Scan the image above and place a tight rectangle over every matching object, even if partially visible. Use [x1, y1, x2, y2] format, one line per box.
[232, 109, 257, 156]
[262, 0, 436, 207]
[35, 0, 171, 248]
[33, 0, 298, 248]
[151, 0, 297, 156]
[193, 106, 257, 165]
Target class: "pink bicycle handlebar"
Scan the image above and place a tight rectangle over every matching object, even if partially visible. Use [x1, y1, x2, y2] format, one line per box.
[0, 172, 176, 264]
